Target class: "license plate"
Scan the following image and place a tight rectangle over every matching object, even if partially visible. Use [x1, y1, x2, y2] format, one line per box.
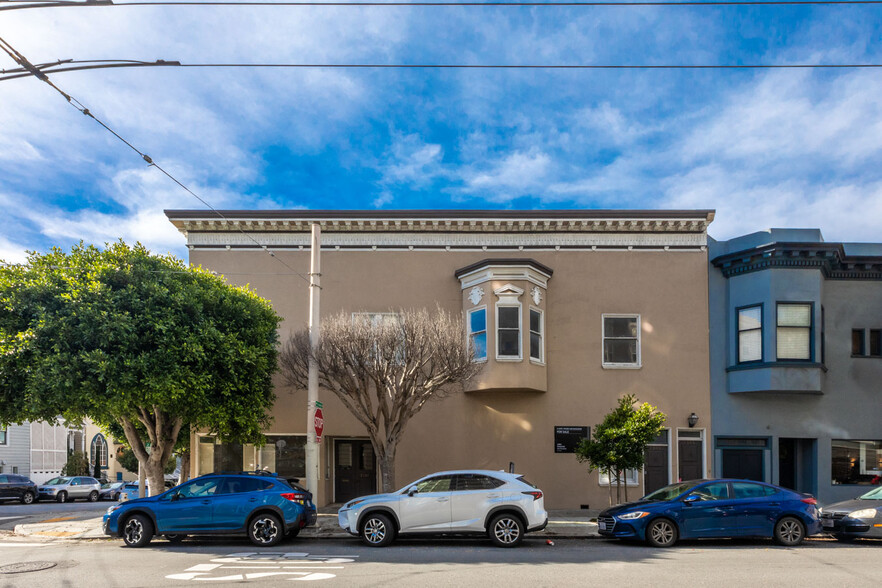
[598, 522, 607, 531]
[822, 519, 834, 528]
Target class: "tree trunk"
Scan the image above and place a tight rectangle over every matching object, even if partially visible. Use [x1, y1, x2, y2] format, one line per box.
[377, 445, 397, 493]
[606, 469, 613, 506]
[624, 474, 629, 503]
[120, 413, 182, 497]
[616, 470, 622, 504]
[179, 448, 190, 484]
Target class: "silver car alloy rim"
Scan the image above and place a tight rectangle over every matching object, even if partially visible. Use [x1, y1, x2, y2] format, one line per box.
[364, 518, 387, 544]
[23, 493, 33, 504]
[779, 520, 801, 544]
[651, 522, 674, 545]
[252, 517, 279, 544]
[494, 518, 520, 544]
[124, 519, 143, 545]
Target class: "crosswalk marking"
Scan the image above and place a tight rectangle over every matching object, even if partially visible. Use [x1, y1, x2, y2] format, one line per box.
[167, 551, 358, 582]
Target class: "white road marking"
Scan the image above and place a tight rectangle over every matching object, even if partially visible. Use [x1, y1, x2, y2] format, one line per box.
[186, 564, 222, 572]
[0, 542, 51, 547]
[168, 552, 356, 582]
[0, 516, 27, 521]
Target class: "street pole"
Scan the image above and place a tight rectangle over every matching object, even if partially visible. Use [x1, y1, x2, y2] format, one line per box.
[305, 223, 321, 498]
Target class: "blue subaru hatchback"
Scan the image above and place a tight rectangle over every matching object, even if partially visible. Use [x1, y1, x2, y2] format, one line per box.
[103, 473, 305, 548]
[598, 479, 821, 547]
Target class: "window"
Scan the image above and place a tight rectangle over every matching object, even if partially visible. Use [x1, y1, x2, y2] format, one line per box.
[352, 312, 405, 362]
[415, 476, 453, 493]
[177, 478, 221, 498]
[497, 305, 521, 359]
[832, 440, 882, 485]
[852, 329, 866, 356]
[468, 308, 487, 361]
[455, 474, 505, 491]
[259, 436, 306, 479]
[0, 428, 6, 445]
[737, 306, 763, 363]
[776, 303, 812, 360]
[90, 434, 108, 468]
[870, 330, 881, 357]
[529, 308, 543, 362]
[689, 482, 730, 500]
[12, 467, 18, 474]
[602, 315, 640, 367]
[219, 478, 272, 494]
[732, 482, 777, 499]
[599, 469, 639, 486]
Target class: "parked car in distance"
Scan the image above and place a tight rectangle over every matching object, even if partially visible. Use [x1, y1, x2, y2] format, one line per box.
[820, 486, 882, 541]
[0, 474, 38, 504]
[118, 482, 141, 502]
[103, 472, 306, 548]
[99, 482, 126, 501]
[37, 476, 102, 503]
[338, 470, 548, 547]
[598, 479, 821, 547]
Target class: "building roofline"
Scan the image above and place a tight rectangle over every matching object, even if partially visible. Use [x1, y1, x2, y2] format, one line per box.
[454, 258, 554, 279]
[712, 241, 882, 280]
[165, 209, 715, 222]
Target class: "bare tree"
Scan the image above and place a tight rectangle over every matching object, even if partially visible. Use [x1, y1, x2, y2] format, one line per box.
[281, 306, 483, 492]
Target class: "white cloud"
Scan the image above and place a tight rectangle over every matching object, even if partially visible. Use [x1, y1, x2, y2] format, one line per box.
[0, 235, 31, 264]
[460, 151, 552, 202]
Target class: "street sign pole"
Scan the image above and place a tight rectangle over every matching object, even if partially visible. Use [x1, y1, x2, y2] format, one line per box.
[305, 223, 321, 498]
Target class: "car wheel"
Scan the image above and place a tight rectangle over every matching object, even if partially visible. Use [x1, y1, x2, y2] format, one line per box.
[360, 513, 396, 547]
[165, 534, 187, 544]
[248, 513, 284, 547]
[774, 517, 806, 546]
[20, 491, 35, 505]
[488, 513, 525, 547]
[88, 491, 99, 502]
[122, 514, 154, 548]
[56, 491, 68, 503]
[646, 518, 679, 548]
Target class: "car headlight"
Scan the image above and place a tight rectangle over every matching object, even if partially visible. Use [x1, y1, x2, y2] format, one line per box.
[106, 505, 122, 515]
[848, 508, 877, 519]
[618, 511, 649, 520]
[346, 499, 367, 509]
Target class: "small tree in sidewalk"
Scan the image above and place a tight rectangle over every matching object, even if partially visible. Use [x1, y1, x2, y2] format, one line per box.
[576, 394, 666, 505]
[281, 306, 483, 493]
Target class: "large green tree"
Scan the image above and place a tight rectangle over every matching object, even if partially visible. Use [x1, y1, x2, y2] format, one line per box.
[0, 242, 281, 496]
[576, 394, 666, 505]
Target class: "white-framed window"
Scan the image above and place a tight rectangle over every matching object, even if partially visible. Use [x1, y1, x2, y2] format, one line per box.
[90, 434, 108, 468]
[737, 305, 763, 363]
[468, 307, 488, 362]
[529, 308, 543, 363]
[496, 304, 522, 360]
[602, 314, 641, 368]
[352, 312, 404, 362]
[599, 469, 640, 486]
[0, 428, 7, 446]
[776, 303, 812, 360]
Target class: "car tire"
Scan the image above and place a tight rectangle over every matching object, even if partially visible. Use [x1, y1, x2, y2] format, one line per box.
[88, 491, 99, 502]
[488, 513, 525, 547]
[360, 513, 396, 547]
[774, 517, 806, 546]
[122, 514, 154, 548]
[56, 491, 68, 503]
[20, 491, 35, 505]
[248, 513, 284, 547]
[165, 534, 187, 544]
[646, 518, 679, 548]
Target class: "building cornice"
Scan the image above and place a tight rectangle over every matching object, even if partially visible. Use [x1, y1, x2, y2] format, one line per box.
[164, 209, 714, 251]
[712, 242, 882, 280]
[455, 259, 553, 290]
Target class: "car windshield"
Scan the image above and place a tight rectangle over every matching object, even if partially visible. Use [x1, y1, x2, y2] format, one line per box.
[859, 486, 882, 500]
[45, 477, 70, 485]
[642, 481, 704, 502]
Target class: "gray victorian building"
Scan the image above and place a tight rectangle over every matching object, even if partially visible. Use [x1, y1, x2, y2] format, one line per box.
[709, 229, 882, 504]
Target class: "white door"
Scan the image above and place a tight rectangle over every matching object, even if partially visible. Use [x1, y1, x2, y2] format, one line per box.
[398, 475, 454, 533]
[450, 474, 505, 532]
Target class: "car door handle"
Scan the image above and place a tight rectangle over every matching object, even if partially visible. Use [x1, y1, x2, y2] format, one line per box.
[249, 497, 258, 502]
[201, 500, 211, 505]
[768, 503, 780, 507]
[436, 498, 449, 503]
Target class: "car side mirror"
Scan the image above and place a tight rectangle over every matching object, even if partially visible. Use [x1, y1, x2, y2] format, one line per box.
[170, 491, 182, 502]
[407, 486, 418, 497]
[682, 494, 699, 504]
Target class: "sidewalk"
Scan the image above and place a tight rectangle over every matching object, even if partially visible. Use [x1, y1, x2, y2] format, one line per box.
[12, 509, 601, 542]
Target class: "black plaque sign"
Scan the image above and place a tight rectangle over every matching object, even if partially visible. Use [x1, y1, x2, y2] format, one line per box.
[555, 426, 590, 453]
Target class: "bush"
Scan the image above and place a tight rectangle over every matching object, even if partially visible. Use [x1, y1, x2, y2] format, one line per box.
[62, 451, 90, 476]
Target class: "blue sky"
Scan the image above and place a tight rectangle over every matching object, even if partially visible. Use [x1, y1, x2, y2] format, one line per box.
[2, 3, 882, 262]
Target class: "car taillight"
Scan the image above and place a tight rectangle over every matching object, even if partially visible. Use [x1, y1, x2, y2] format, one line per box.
[522, 491, 543, 501]
[801, 497, 817, 505]
[281, 492, 307, 504]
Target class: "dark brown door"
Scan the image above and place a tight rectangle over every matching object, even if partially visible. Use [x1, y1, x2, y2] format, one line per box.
[678, 440, 703, 481]
[644, 446, 669, 494]
[334, 440, 377, 503]
[722, 449, 764, 481]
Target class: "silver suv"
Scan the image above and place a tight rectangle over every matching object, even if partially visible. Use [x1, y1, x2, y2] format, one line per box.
[338, 470, 547, 547]
[37, 476, 102, 503]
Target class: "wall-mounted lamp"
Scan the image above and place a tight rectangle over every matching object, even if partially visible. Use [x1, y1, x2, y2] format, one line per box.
[688, 413, 699, 428]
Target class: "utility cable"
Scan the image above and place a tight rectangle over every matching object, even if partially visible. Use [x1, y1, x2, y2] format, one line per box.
[0, 37, 310, 282]
[1, 58, 881, 81]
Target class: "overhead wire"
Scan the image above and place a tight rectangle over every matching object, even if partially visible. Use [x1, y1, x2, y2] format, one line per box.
[0, 36, 311, 282]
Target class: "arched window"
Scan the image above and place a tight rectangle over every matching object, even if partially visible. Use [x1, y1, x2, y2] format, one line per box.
[90, 434, 108, 469]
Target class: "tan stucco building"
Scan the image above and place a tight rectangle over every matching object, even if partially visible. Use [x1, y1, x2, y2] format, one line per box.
[166, 209, 714, 509]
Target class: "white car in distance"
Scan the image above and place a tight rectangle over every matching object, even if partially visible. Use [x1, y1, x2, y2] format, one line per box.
[338, 470, 548, 547]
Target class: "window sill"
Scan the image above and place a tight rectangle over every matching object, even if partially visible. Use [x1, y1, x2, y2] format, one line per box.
[602, 363, 641, 370]
[529, 358, 546, 366]
[495, 356, 523, 363]
[726, 361, 827, 373]
[851, 354, 882, 359]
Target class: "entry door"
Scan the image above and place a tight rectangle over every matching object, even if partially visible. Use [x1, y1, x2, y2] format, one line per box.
[335, 440, 377, 504]
[678, 432, 704, 481]
[722, 449, 763, 481]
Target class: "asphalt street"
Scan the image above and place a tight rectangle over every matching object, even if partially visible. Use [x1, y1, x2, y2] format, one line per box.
[0, 535, 878, 587]
[0, 501, 112, 531]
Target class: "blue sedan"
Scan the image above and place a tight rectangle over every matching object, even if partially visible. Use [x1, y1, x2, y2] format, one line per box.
[598, 479, 821, 547]
[103, 473, 305, 548]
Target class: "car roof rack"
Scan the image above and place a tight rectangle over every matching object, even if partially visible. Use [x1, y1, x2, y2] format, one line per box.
[211, 470, 280, 477]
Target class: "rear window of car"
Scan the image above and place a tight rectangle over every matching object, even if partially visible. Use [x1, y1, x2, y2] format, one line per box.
[516, 476, 537, 489]
[732, 482, 777, 499]
[456, 474, 505, 491]
[220, 478, 274, 494]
